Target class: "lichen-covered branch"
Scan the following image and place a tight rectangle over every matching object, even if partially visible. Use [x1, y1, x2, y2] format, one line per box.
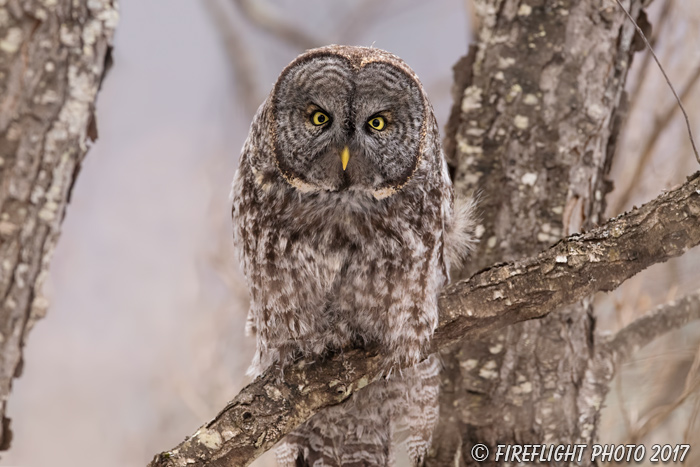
[0, 0, 117, 449]
[150, 349, 384, 467]
[148, 173, 700, 467]
[435, 173, 700, 347]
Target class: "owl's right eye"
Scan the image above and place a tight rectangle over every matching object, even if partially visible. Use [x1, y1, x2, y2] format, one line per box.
[311, 111, 331, 126]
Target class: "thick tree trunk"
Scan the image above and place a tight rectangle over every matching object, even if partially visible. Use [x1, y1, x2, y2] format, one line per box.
[429, 0, 644, 465]
[0, 0, 117, 449]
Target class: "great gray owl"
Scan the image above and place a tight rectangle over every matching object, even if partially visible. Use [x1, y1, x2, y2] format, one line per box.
[231, 45, 474, 466]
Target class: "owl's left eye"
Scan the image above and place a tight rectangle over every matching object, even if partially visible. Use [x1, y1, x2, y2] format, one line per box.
[311, 111, 331, 126]
[367, 116, 386, 131]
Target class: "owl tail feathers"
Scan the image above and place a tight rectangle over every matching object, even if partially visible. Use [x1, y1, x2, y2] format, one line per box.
[393, 354, 441, 466]
[275, 441, 304, 467]
[275, 391, 394, 467]
[445, 195, 478, 268]
[276, 430, 393, 467]
[276, 356, 440, 467]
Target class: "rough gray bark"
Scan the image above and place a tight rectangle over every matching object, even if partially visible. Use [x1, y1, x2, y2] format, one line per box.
[147, 171, 700, 467]
[429, 0, 647, 464]
[0, 0, 117, 449]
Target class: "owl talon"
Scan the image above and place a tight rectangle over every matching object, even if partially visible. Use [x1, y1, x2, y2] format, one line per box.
[379, 354, 419, 381]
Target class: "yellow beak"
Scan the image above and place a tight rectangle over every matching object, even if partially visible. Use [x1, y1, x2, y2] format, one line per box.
[341, 146, 350, 171]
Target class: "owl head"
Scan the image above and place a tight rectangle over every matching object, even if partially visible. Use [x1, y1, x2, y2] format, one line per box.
[268, 45, 432, 199]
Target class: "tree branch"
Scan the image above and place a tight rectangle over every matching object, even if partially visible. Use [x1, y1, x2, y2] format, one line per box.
[231, 0, 320, 50]
[205, 0, 263, 117]
[600, 288, 700, 369]
[578, 288, 700, 446]
[613, 61, 700, 214]
[149, 171, 700, 466]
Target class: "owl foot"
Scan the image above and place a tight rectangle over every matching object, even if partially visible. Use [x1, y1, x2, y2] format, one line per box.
[379, 354, 419, 381]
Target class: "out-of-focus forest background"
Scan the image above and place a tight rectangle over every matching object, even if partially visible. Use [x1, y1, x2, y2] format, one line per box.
[1, 1, 699, 466]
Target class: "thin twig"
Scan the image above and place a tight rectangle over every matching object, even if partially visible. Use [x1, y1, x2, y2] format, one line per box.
[613, 63, 700, 214]
[335, 0, 387, 44]
[232, 0, 320, 50]
[602, 289, 700, 370]
[684, 391, 700, 443]
[629, 343, 700, 443]
[614, 0, 700, 165]
[204, 0, 262, 117]
[627, 0, 674, 111]
[594, 290, 700, 446]
[335, 0, 425, 45]
[613, 298, 634, 436]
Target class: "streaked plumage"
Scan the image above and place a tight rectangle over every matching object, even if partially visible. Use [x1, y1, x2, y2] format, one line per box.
[231, 45, 474, 466]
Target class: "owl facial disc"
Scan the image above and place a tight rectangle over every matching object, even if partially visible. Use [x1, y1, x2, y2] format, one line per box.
[271, 50, 426, 197]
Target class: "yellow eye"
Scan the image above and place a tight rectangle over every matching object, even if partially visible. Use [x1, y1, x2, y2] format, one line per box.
[312, 111, 330, 126]
[367, 116, 386, 131]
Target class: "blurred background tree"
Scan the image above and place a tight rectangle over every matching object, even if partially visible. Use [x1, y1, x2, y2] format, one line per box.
[0, 0, 116, 456]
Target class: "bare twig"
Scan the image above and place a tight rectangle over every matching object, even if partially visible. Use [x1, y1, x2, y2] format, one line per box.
[627, 0, 674, 111]
[614, 0, 700, 165]
[613, 298, 634, 436]
[204, 0, 262, 117]
[685, 391, 700, 443]
[601, 289, 700, 370]
[613, 63, 700, 214]
[630, 341, 700, 443]
[593, 289, 700, 446]
[335, 0, 425, 45]
[148, 172, 700, 467]
[335, 0, 386, 44]
[232, 0, 320, 50]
